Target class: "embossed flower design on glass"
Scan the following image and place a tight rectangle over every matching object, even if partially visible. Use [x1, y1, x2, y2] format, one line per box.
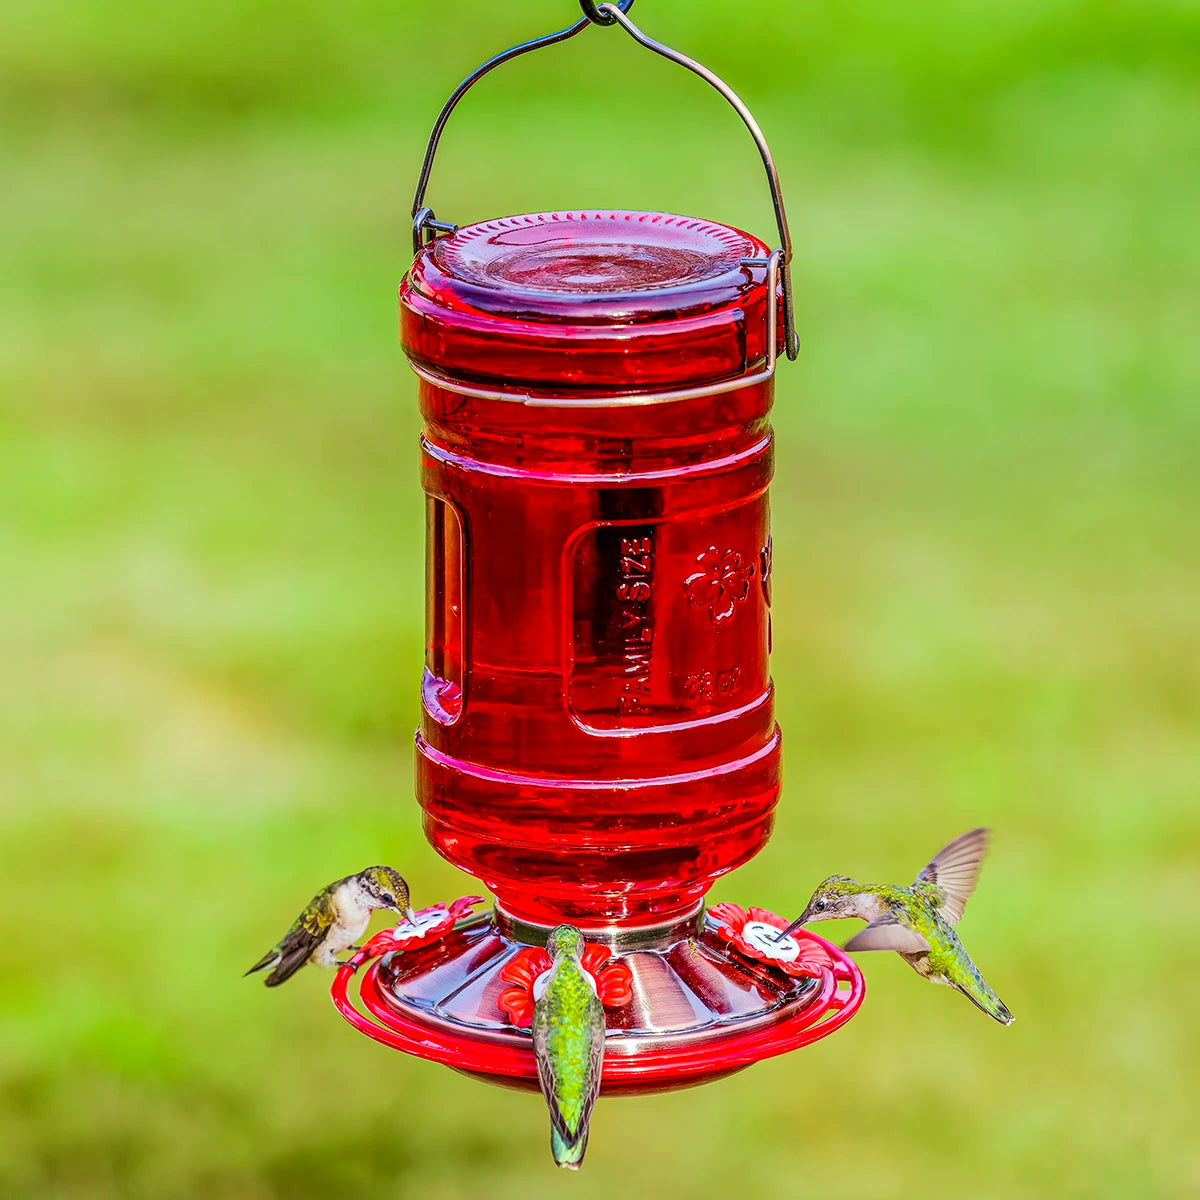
[708, 903, 833, 979]
[363, 895, 485, 957]
[497, 943, 634, 1029]
[685, 546, 756, 624]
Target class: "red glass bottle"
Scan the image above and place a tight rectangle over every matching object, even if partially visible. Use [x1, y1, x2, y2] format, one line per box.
[330, 208, 863, 1092]
[403, 211, 782, 928]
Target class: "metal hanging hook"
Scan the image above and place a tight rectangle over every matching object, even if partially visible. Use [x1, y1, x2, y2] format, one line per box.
[579, 0, 634, 25]
[410, 1, 800, 360]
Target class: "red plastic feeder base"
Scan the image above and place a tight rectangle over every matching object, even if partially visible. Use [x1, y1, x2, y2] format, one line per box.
[331, 904, 864, 1095]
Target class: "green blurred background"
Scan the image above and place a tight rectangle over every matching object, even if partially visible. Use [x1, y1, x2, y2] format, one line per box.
[2, 0, 1198, 1195]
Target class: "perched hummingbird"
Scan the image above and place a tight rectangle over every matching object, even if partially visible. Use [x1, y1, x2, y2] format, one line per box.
[245, 866, 415, 987]
[778, 828, 1014, 1026]
[531, 924, 606, 1170]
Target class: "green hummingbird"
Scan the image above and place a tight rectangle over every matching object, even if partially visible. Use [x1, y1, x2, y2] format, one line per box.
[531, 924, 606, 1170]
[245, 866, 415, 987]
[778, 828, 1014, 1026]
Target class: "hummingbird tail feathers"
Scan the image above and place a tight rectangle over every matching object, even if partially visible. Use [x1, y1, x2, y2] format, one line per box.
[262, 945, 312, 987]
[244, 950, 281, 977]
[551, 1126, 588, 1170]
[955, 982, 1015, 1026]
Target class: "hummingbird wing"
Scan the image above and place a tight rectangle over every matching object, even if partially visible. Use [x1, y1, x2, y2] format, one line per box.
[248, 886, 338, 987]
[844, 917, 930, 953]
[534, 1016, 604, 1156]
[532, 967, 605, 1162]
[915, 827, 990, 924]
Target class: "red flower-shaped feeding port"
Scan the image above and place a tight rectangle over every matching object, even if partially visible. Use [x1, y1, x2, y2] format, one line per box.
[363, 895, 485, 958]
[498, 944, 634, 1029]
[684, 546, 756, 624]
[708, 903, 834, 979]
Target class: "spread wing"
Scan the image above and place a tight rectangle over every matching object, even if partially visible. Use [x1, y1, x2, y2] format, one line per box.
[915, 827, 989, 924]
[844, 917, 930, 954]
[248, 886, 338, 987]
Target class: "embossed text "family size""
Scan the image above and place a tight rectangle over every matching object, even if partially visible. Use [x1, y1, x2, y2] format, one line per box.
[617, 534, 654, 715]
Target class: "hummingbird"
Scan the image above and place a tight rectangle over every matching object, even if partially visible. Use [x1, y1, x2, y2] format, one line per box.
[245, 866, 415, 987]
[778, 828, 1014, 1026]
[531, 924, 606, 1170]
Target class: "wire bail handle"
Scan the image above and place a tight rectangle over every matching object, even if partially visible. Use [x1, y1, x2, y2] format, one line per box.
[411, 1, 799, 361]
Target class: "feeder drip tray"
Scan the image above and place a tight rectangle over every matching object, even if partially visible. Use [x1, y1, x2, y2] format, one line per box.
[333, 907, 864, 1095]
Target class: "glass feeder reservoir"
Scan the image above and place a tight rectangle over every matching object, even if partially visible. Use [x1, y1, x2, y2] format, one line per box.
[332, 0, 863, 1097]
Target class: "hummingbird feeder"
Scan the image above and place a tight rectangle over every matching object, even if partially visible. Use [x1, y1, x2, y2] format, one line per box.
[332, 0, 864, 1097]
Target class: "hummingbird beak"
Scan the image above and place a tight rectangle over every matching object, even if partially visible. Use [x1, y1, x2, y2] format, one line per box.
[401, 905, 417, 929]
[773, 908, 811, 943]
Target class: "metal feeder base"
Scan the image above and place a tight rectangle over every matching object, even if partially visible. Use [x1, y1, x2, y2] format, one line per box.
[332, 905, 864, 1094]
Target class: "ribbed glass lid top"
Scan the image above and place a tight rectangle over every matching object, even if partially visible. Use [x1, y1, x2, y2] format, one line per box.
[432, 211, 758, 310]
[400, 211, 779, 390]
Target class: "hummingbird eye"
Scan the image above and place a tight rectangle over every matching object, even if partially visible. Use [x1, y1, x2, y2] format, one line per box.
[815, 898, 827, 911]
[383, 893, 396, 907]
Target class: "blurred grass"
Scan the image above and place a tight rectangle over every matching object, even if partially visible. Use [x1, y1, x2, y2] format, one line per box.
[2, 1, 1198, 1196]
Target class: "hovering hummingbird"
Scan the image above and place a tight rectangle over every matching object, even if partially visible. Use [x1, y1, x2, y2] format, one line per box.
[245, 866, 415, 987]
[531, 924, 606, 1170]
[778, 828, 1014, 1026]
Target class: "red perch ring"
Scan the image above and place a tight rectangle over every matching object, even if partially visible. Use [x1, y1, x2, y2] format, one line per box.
[331, 909, 864, 1094]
